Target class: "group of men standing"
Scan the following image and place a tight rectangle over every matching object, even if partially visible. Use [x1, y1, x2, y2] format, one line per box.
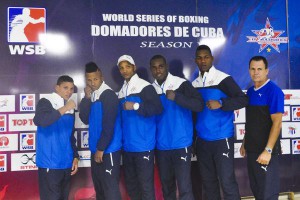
[34, 44, 284, 200]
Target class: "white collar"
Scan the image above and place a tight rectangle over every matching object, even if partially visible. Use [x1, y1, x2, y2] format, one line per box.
[92, 81, 110, 102]
[254, 79, 270, 91]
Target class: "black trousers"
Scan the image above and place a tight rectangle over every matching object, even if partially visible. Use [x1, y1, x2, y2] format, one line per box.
[247, 152, 279, 200]
[91, 150, 121, 200]
[123, 150, 155, 200]
[38, 167, 71, 200]
[156, 146, 194, 200]
[196, 137, 240, 200]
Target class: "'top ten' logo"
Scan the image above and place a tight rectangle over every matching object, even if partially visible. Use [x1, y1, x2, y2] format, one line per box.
[246, 18, 288, 53]
[7, 7, 46, 55]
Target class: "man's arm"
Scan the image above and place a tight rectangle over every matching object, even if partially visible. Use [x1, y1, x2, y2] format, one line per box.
[70, 127, 79, 175]
[95, 90, 119, 163]
[79, 86, 93, 125]
[79, 97, 91, 125]
[33, 98, 61, 127]
[171, 81, 204, 112]
[123, 85, 163, 116]
[256, 112, 282, 165]
[137, 85, 163, 117]
[218, 76, 248, 111]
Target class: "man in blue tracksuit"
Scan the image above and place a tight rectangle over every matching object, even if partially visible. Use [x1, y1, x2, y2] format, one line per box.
[117, 55, 163, 200]
[240, 56, 284, 200]
[79, 62, 122, 200]
[192, 45, 248, 200]
[33, 75, 79, 200]
[150, 55, 204, 200]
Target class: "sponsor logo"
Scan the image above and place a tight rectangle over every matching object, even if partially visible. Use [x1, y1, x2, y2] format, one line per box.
[0, 134, 18, 151]
[20, 94, 35, 112]
[0, 95, 15, 112]
[282, 122, 300, 138]
[292, 107, 300, 121]
[8, 7, 46, 42]
[81, 131, 89, 148]
[0, 136, 9, 147]
[0, 115, 7, 132]
[288, 126, 296, 135]
[78, 150, 91, 168]
[246, 18, 288, 53]
[234, 108, 245, 123]
[292, 139, 300, 154]
[283, 106, 290, 122]
[7, 7, 46, 55]
[20, 133, 35, 150]
[8, 113, 36, 132]
[11, 152, 37, 171]
[235, 124, 245, 140]
[0, 154, 7, 172]
[234, 143, 243, 158]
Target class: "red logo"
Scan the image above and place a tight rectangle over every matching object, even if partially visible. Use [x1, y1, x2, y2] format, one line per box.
[0, 116, 4, 127]
[0, 155, 6, 167]
[8, 7, 46, 43]
[0, 136, 9, 147]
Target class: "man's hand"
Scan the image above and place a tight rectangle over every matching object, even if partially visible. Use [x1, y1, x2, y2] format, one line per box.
[256, 150, 271, 165]
[84, 86, 92, 99]
[166, 90, 176, 101]
[206, 100, 222, 110]
[71, 158, 79, 175]
[59, 99, 76, 115]
[240, 143, 246, 157]
[94, 150, 104, 163]
[65, 100, 76, 111]
[123, 101, 135, 110]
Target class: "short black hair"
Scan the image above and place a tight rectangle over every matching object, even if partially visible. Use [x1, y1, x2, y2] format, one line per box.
[150, 55, 167, 65]
[85, 62, 102, 73]
[195, 45, 212, 56]
[249, 56, 268, 69]
[56, 75, 74, 85]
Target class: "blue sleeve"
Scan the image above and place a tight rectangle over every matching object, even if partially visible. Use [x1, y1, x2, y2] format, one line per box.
[174, 81, 204, 112]
[219, 76, 249, 111]
[33, 98, 61, 127]
[137, 85, 163, 117]
[79, 97, 91, 125]
[97, 90, 119, 151]
[269, 87, 284, 114]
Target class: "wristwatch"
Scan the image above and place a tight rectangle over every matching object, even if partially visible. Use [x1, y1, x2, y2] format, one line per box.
[133, 103, 140, 110]
[265, 147, 272, 154]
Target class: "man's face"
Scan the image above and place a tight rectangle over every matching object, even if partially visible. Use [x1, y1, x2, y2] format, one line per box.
[249, 60, 269, 84]
[85, 70, 103, 91]
[118, 61, 136, 81]
[195, 49, 214, 73]
[55, 81, 74, 100]
[150, 58, 168, 84]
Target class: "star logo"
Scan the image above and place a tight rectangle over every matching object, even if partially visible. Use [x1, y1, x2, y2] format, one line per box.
[246, 18, 288, 53]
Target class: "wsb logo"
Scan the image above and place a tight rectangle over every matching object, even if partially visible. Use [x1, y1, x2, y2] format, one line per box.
[7, 7, 46, 55]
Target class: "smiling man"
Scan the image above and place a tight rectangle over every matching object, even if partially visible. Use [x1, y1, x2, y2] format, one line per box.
[240, 56, 284, 200]
[192, 45, 248, 200]
[150, 54, 203, 200]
